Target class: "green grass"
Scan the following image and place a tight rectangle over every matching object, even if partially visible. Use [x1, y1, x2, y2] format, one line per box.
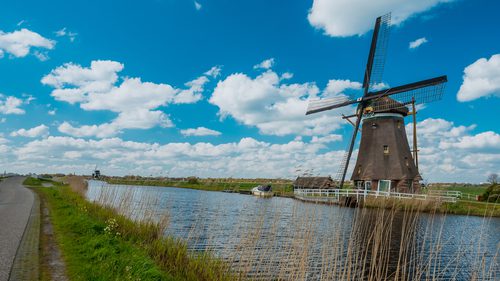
[29, 181, 172, 280]
[426, 183, 488, 196]
[106, 178, 295, 197]
[26, 178, 236, 281]
[443, 200, 500, 216]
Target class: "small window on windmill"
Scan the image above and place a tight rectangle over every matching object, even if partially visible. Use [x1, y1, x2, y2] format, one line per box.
[383, 145, 389, 155]
[357, 165, 362, 174]
[397, 120, 402, 129]
[371, 122, 378, 129]
[405, 157, 409, 167]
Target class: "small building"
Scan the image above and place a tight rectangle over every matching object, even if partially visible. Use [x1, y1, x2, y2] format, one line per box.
[293, 176, 336, 190]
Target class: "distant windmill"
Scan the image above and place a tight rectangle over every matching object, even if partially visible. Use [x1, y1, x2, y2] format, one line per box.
[306, 13, 447, 193]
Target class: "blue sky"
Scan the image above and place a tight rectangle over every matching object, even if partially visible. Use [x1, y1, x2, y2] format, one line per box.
[0, 0, 499, 182]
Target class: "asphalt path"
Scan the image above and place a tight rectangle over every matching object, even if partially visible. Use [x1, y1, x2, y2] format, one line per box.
[0, 176, 33, 281]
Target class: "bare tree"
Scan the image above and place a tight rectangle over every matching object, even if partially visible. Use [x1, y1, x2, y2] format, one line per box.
[487, 173, 498, 184]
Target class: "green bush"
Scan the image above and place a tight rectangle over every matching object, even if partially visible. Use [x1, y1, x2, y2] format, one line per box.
[186, 177, 199, 185]
[482, 184, 500, 202]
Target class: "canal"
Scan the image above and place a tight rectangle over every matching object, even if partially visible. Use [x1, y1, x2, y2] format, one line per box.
[87, 181, 499, 280]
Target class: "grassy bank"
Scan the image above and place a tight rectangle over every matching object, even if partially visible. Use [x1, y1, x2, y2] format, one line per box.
[105, 177, 295, 197]
[362, 196, 500, 217]
[425, 183, 488, 196]
[26, 177, 235, 281]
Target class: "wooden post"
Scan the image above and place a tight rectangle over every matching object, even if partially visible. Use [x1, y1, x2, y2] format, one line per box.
[411, 97, 419, 171]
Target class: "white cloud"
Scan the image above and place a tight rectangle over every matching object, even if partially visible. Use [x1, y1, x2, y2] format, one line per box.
[0, 95, 25, 114]
[48, 109, 56, 115]
[10, 124, 49, 138]
[204, 66, 222, 78]
[42, 60, 216, 138]
[280, 72, 294, 80]
[11, 136, 342, 179]
[323, 79, 361, 97]
[181, 127, 222, 136]
[253, 58, 275, 70]
[210, 69, 357, 136]
[1, 116, 497, 183]
[439, 131, 500, 151]
[409, 37, 428, 49]
[54, 27, 77, 42]
[33, 50, 49, 61]
[194, 1, 202, 10]
[406, 118, 499, 182]
[308, 0, 454, 37]
[457, 54, 500, 102]
[174, 76, 208, 104]
[0, 28, 55, 59]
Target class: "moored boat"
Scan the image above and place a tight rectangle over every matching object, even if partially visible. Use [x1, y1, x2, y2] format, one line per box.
[251, 184, 273, 197]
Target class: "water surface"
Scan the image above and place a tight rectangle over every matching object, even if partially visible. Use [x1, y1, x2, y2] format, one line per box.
[87, 181, 499, 280]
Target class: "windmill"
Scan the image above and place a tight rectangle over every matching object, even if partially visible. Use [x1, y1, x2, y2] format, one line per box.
[306, 13, 447, 193]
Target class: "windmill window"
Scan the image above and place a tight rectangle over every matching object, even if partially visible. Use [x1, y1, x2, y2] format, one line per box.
[357, 165, 362, 174]
[383, 145, 389, 154]
[405, 157, 409, 167]
[371, 123, 378, 129]
[397, 120, 402, 129]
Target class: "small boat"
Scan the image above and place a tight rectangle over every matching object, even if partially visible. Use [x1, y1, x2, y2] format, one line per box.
[251, 184, 273, 197]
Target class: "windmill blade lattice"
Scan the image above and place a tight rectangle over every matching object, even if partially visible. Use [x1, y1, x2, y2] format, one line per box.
[306, 95, 354, 115]
[368, 13, 391, 91]
[371, 82, 446, 112]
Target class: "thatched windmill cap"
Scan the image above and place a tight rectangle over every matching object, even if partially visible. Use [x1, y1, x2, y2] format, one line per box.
[370, 96, 409, 116]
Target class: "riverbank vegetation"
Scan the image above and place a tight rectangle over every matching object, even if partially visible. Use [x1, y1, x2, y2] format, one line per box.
[105, 176, 295, 196]
[25, 177, 235, 281]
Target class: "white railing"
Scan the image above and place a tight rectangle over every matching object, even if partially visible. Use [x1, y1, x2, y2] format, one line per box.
[294, 189, 457, 203]
[427, 190, 462, 198]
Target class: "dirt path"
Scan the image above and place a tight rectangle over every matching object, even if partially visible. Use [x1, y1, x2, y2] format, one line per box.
[39, 192, 69, 281]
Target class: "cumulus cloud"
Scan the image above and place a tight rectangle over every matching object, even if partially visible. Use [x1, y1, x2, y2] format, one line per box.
[406, 118, 499, 182]
[210, 70, 356, 136]
[10, 124, 49, 138]
[12, 136, 342, 179]
[174, 76, 208, 104]
[457, 54, 500, 102]
[0, 28, 55, 59]
[323, 79, 362, 97]
[440, 131, 500, 151]
[253, 58, 275, 70]
[308, 0, 454, 37]
[409, 37, 428, 49]
[42, 60, 216, 138]
[180, 127, 222, 136]
[0, 95, 25, 114]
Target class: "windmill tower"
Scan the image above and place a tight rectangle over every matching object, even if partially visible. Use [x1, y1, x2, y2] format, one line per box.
[306, 13, 447, 193]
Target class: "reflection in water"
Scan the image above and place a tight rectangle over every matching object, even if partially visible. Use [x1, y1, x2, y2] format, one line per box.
[87, 181, 499, 280]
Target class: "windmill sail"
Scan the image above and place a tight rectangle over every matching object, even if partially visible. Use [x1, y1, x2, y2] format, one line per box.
[368, 76, 447, 112]
[306, 96, 356, 115]
[363, 13, 391, 91]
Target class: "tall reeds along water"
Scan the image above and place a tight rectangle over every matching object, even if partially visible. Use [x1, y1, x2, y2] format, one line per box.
[87, 181, 499, 281]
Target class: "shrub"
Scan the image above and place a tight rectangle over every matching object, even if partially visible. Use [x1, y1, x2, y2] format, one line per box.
[186, 176, 199, 185]
[481, 184, 500, 202]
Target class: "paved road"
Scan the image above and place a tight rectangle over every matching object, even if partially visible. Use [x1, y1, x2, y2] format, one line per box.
[0, 176, 33, 281]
